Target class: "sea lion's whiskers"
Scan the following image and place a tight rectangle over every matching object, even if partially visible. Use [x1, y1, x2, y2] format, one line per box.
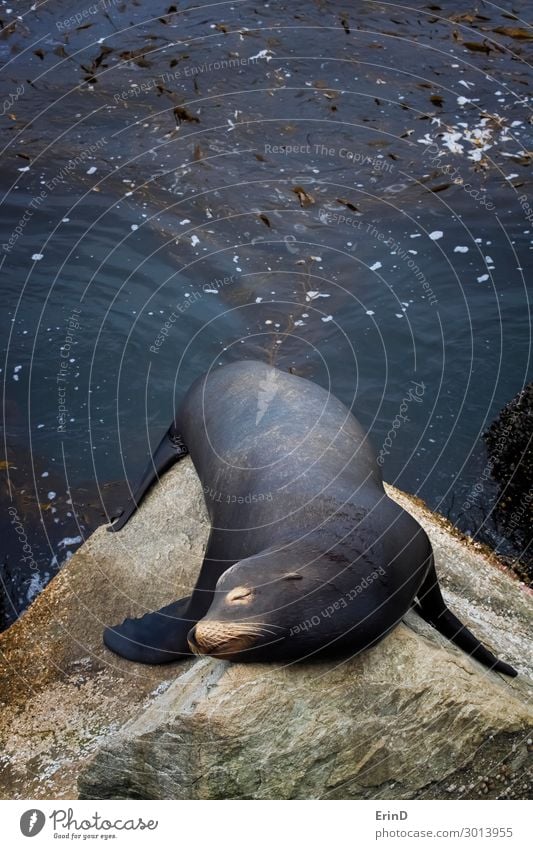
[245, 626, 281, 637]
[224, 623, 282, 638]
[214, 622, 281, 635]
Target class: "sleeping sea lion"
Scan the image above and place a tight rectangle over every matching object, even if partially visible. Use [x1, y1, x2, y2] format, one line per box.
[104, 361, 517, 677]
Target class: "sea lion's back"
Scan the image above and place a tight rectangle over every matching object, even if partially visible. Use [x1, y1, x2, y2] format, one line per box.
[177, 361, 380, 490]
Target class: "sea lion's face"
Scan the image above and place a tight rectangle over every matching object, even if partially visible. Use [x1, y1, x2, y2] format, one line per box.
[187, 546, 368, 662]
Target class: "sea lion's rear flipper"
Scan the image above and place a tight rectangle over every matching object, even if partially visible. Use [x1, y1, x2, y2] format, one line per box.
[107, 425, 188, 532]
[415, 555, 518, 677]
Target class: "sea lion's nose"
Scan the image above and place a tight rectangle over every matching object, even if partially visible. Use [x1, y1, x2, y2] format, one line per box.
[187, 626, 201, 654]
[189, 621, 228, 654]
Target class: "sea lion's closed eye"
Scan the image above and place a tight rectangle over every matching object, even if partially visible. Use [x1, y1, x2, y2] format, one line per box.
[227, 586, 253, 602]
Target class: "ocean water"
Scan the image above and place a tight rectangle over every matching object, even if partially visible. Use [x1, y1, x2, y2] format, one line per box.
[1, 0, 531, 627]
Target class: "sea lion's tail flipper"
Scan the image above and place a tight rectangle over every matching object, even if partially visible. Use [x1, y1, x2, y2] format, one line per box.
[107, 425, 188, 532]
[414, 555, 518, 677]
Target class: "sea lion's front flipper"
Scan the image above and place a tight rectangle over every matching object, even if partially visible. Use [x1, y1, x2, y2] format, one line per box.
[103, 595, 193, 663]
[107, 425, 188, 532]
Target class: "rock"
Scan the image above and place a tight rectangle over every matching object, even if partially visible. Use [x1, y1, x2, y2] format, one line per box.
[484, 382, 533, 500]
[79, 636, 532, 801]
[0, 459, 209, 799]
[483, 382, 533, 582]
[1, 458, 531, 800]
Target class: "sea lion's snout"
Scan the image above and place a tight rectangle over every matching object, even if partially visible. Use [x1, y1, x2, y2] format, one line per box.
[187, 621, 259, 658]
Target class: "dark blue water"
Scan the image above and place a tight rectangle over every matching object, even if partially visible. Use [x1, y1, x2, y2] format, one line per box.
[1, 0, 532, 626]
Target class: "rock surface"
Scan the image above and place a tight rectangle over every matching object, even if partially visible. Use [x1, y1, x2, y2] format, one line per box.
[1, 458, 531, 800]
[483, 382, 533, 583]
[0, 460, 209, 799]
